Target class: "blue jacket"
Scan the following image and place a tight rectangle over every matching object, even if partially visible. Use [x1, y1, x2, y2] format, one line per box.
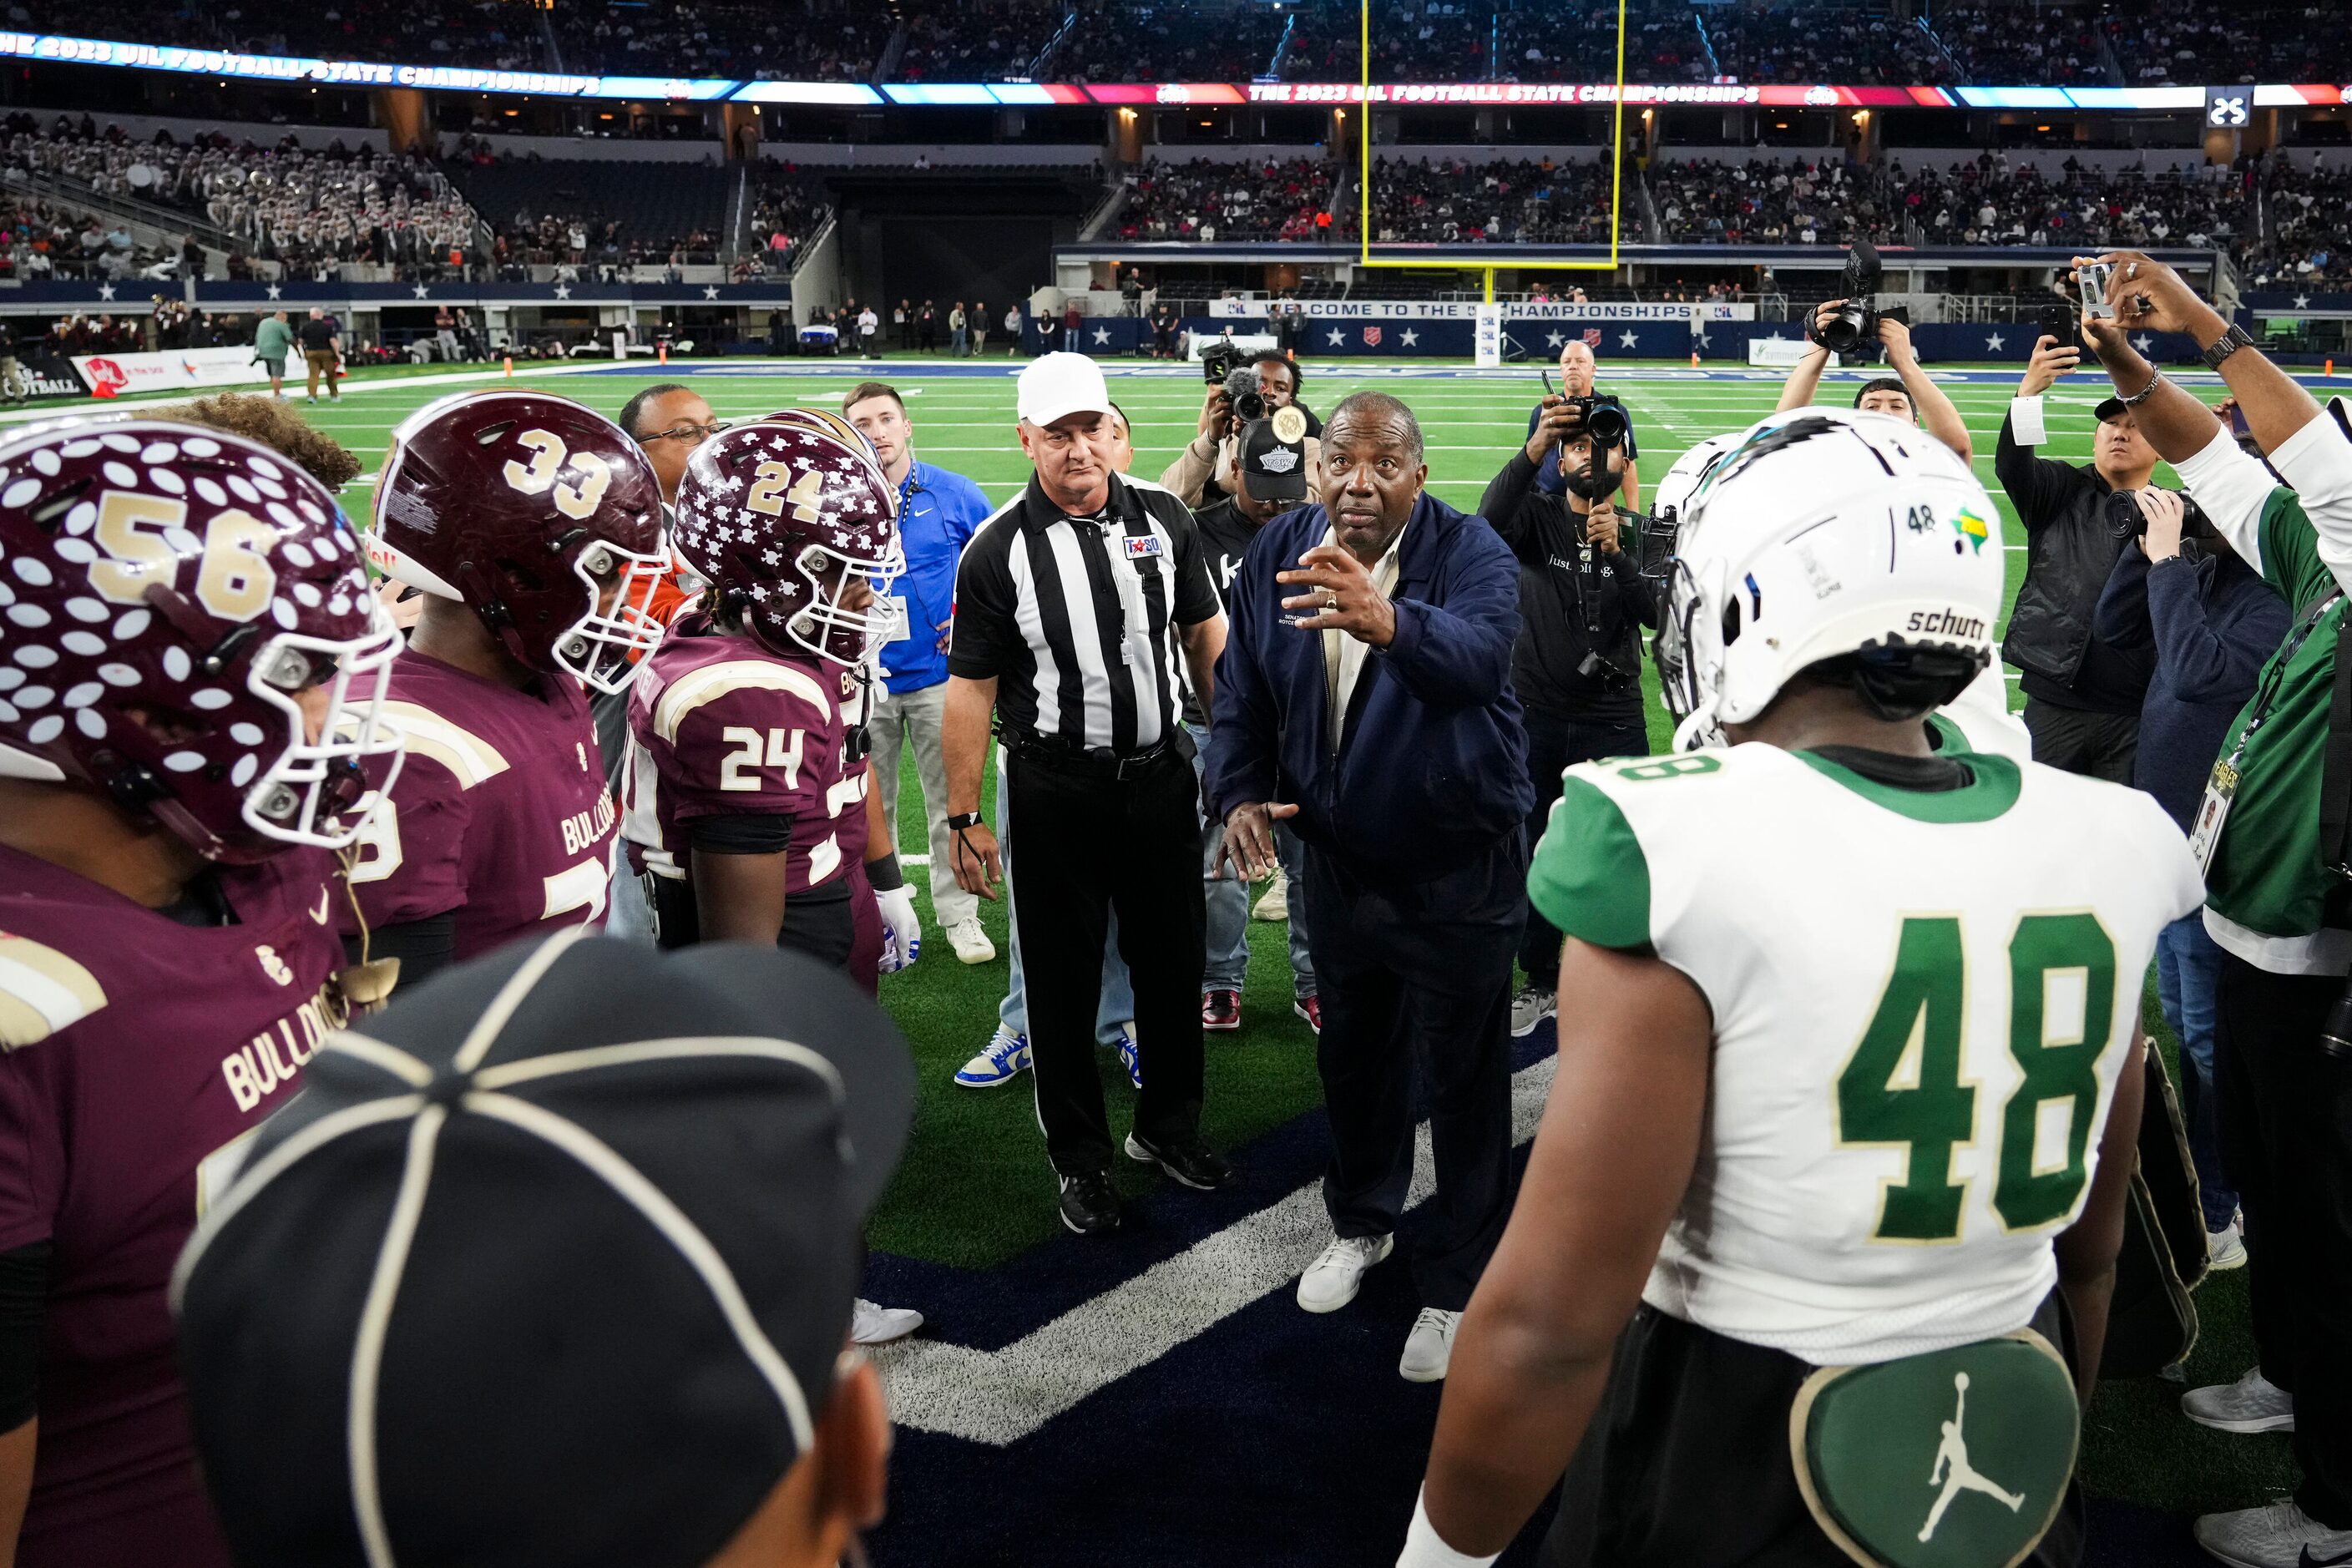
[1206, 493, 1533, 888]
[2092, 539, 2289, 831]
[879, 458, 994, 695]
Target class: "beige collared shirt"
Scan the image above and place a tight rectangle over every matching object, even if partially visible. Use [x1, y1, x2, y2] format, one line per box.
[1322, 521, 1408, 751]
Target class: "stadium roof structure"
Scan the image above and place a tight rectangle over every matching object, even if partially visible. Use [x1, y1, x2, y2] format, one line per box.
[4, 28, 2348, 109]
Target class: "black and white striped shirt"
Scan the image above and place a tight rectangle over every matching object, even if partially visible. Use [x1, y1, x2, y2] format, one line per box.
[948, 472, 1219, 753]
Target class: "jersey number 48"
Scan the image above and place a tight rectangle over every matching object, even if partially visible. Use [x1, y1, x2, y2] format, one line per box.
[1839, 913, 2117, 1243]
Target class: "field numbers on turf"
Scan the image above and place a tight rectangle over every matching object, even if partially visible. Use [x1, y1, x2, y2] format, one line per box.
[1839, 913, 2117, 1242]
[720, 725, 805, 792]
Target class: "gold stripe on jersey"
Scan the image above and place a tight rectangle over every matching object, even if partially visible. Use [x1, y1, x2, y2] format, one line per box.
[653, 660, 833, 745]
[0, 935, 109, 1050]
[380, 701, 512, 788]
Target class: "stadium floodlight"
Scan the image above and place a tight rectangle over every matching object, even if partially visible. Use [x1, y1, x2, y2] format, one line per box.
[1353, 0, 1626, 292]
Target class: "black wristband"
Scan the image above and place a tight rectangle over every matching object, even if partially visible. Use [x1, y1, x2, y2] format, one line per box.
[867, 852, 905, 893]
[945, 810, 984, 831]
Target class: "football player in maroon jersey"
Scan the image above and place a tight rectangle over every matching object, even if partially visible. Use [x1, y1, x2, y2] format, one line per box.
[0, 420, 407, 1568]
[347, 392, 667, 985]
[621, 416, 922, 1344]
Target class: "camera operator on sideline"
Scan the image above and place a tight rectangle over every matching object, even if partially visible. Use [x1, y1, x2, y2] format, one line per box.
[1526, 338, 1640, 508]
[1163, 350, 1323, 507]
[1478, 393, 1657, 1039]
[1996, 333, 2159, 781]
[2081, 249, 2352, 1568]
[1776, 301, 1975, 463]
[2092, 463, 2289, 1276]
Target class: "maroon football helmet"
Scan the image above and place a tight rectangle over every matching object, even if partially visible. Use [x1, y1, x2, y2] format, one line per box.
[0, 419, 406, 862]
[671, 422, 902, 666]
[371, 391, 666, 693]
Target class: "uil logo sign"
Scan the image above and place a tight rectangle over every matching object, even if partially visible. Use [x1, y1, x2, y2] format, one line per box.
[1791, 1333, 2078, 1568]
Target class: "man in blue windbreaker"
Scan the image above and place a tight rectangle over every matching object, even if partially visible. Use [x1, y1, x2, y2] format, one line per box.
[1206, 390, 1533, 1387]
[846, 381, 999, 964]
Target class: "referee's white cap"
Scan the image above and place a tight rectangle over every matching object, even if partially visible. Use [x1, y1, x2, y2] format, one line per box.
[1018, 352, 1114, 427]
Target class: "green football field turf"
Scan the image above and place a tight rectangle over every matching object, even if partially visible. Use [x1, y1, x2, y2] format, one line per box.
[196, 354, 2304, 1517]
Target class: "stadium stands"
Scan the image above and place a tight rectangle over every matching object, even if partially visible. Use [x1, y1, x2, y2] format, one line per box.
[443, 154, 730, 272]
[1362, 154, 1615, 245]
[1927, 3, 2108, 85]
[544, 0, 888, 80]
[897, 0, 1064, 80]
[746, 163, 832, 272]
[1055, 2, 1286, 84]
[1115, 156, 1338, 242]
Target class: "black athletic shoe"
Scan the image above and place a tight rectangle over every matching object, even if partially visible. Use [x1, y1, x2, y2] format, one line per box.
[1124, 1132, 1235, 1191]
[1058, 1169, 1121, 1236]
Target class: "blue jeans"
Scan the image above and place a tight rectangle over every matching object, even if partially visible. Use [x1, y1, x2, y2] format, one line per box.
[950, 327, 968, 356]
[1193, 726, 1315, 996]
[997, 746, 1133, 1044]
[2157, 913, 2238, 1232]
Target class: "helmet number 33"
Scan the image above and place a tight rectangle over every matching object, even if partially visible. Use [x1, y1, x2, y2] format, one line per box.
[502, 428, 614, 522]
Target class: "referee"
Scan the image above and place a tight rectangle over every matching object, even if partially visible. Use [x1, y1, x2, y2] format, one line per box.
[943, 352, 1235, 1235]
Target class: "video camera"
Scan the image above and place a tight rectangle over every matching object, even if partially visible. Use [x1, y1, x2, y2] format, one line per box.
[1202, 343, 1270, 424]
[2107, 487, 2218, 544]
[1810, 240, 1910, 357]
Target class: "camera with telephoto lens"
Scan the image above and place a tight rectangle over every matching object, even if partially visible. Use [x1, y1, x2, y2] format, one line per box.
[1812, 240, 1910, 356]
[1222, 364, 1267, 424]
[2107, 487, 2217, 544]
[1201, 342, 1241, 388]
[1563, 394, 1631, 450]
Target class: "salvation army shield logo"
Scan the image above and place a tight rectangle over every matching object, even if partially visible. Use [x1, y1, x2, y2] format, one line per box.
[1362, 326, 1383, 347]
[1581, 329, 1603, 347]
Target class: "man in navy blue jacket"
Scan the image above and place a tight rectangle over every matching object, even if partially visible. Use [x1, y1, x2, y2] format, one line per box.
[1206, 391, 1533, 1384]
[2093, 478, 2289, 1267]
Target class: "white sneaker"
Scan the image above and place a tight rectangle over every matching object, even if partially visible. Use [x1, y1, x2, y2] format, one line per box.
[2208, 1219, 2248, 1272]
[1252, 867, 1288, 923]
[2183, 1366, 2295, 1434]
[1296, 1232, 1393, 1313]
[1399, 1307, 1461, 1383]
[850, 1297, 923, 1345]
[1510, 984, 1556, 1038]
[2193, 1499, 2352, 1568]
[946, 915, 996, 964]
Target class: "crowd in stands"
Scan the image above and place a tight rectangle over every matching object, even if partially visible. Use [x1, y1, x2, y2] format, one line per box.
[2098, 0, 2330, 84]
[1055, 1, 1286, 83]
[8, 0, 545, 70]
[1490, 2, 1705, 83]
[1926, 3, 2106, 85]
[544, 0, 886, 81]
[1114, 157, 1336, 242]
[898, 0, 1062, 79]
[2239, 158, 2352, 289]
[746, 164, 831, 272]
[1361, 154, 1615, 245]
[0, 199, 185, 282]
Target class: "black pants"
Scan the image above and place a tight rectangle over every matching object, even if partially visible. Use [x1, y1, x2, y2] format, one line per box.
[645, 872, 854, 969]
[1302, 832, 1523, 1310]
[2215, 953, 2352, 1526]
[1517, 708, 1648, 989]
[1544, 1301, 2083, 1567]
[2020, 698, 2138, 784]
[1006, 747, 1206, 1176]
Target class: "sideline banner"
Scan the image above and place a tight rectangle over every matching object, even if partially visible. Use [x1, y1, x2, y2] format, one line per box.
[70, 345, 271, 396]
[1206, 300, 1755, 321]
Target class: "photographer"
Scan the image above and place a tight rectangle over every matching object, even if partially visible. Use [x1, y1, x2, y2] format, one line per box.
[2079, 249, 2352, 1568]
[1477, 393, 1658, 1039]
[2092, 478, 2289, 1272]
[1995, 336, 2159, 780]
[1527, 339, 1640, 508]
[1161, 350, 1323, 507]
[1776, 300, 1975, 463]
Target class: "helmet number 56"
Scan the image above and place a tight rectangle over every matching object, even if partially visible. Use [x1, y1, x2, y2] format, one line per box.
[89, 490, 278, 621]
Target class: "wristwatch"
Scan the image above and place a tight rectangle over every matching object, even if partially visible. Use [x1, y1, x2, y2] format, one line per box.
[945, 811, 985, 831]
[2200, 322, 2254, 370]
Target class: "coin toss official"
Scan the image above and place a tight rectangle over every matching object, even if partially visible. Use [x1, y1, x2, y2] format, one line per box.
[939, 352, 1236, 1237]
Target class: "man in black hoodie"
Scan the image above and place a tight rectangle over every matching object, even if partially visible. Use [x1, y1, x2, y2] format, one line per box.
[1478, 395, 1659, 1038]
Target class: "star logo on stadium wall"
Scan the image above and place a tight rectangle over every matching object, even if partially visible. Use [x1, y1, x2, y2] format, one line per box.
[2132, 334, 2155, 353]
[1399, 329, 1419, 347]
[1092, 326, 1112, 346]
[1618, 330, 1639, 349]
[554, 284, 572, 299]
[703, 286, 721, 300]
[2295, 294, 2313, 309]
[1985, 332, 2006, 352]
[1545, 331, 1565, 348]
[97, 283, 114, 300]
[412, 283, 430, 299]
[265, 283, 281, 300]
[1327, 328, 1347, 347]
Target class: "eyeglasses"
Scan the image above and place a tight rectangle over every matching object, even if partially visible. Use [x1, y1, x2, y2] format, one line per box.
[644, 420, 730, 444]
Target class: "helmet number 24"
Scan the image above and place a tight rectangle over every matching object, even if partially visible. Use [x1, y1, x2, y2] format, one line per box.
[745, 460, 828, 524]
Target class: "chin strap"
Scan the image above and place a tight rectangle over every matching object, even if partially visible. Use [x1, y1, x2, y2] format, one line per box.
[1672, 701, 1723, 753]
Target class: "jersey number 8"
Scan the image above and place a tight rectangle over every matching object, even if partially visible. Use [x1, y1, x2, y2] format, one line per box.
[1839, 913, 2116, 1243]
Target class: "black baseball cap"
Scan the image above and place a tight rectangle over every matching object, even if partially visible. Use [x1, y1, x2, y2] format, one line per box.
[1236, 412, 1311, 503]
[172, 930, 914, 1568]
[2094, 396, 2131, 423]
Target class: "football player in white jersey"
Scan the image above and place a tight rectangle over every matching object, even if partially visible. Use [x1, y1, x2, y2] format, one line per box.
[1399, 408, 2202, 1568]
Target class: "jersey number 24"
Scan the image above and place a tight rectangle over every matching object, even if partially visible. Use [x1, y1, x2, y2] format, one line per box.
[1839, 913, 2116, 1244]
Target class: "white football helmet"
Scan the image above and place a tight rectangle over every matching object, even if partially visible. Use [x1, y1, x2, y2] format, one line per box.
[1648, 432, 1741, 529]
[1657, 408, 2004, 751]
